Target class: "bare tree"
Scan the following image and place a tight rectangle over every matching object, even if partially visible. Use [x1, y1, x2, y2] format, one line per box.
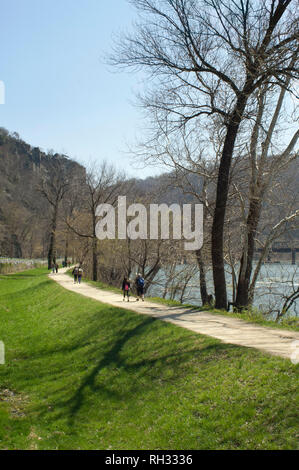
[161, 149, 216, 305]
[231, 76, 299, 309]
[37, 157, 72, 269]
[111, 0, 299, 308]
[61, 179, 82, 265]
[278, 284, 299, 321]
[66, 161, 126, 281]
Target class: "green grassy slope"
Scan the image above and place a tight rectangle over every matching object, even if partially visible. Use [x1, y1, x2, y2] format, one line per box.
[0, 269, 298, 450]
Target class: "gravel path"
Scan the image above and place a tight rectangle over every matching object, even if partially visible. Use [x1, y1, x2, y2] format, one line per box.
[50, 268, 299, 361]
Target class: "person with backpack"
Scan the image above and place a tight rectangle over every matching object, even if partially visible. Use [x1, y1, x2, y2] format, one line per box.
[78, 266, 83, 284]
[72, 266, 79, 283]
[122, 277, 130, 301]
[135, 273, 145, 301]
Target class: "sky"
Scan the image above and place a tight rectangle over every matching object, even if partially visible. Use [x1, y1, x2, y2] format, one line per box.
[0, 0, 161, 178]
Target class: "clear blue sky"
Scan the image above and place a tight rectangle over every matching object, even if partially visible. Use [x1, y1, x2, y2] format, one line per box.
[0, 0, 160, 178]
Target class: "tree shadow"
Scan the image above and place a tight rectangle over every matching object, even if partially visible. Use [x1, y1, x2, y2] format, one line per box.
[0, 280, 51, 301]
[142, 306, 202, 320]
[7, 296, 241, 435]
[66, 316, 156, 424]
[0, 272, 44, 280]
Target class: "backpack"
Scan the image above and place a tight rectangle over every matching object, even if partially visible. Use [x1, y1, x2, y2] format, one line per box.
[78, 268, 83, 275]
[137, 277, 144, 287]
[124, 283, 129, 291]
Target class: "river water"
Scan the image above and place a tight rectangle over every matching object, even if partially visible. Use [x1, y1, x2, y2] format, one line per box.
[148, 262, 299, 318]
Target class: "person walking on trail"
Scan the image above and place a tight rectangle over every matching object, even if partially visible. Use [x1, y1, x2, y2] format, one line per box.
[135, 273, 145, 301]
[55, 263, 59, 273]
[78, 266, 83, 284]
[51, 263, 55, 274]
[72, 266, 79, 283]
[122, 277, 131, 302]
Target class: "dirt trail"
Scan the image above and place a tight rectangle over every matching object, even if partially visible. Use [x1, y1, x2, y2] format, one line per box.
[50, 268, 299, 361]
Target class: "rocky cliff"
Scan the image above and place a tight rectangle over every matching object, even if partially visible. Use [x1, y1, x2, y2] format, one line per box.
[0, 128, 85, 257]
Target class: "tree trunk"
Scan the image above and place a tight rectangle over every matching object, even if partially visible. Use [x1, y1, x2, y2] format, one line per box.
[127, 238, 132, 278]
[48, 231, 55, 270]
[64, 231, 69, 265]
[235, 198, 261, 310]
[211, 90, 251, 309]
[48, 204, 58, 269]
[196, 248, 209, 305]
[92, 236, 98, 281]
[144, 264, 161, 294]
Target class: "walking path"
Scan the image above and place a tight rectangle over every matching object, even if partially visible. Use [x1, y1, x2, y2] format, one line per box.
[50, 268, 299, 361]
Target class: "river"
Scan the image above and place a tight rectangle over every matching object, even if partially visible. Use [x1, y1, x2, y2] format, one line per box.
[148, 262, 299, 318]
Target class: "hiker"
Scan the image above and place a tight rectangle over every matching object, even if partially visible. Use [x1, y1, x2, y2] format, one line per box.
[55, 263, 59, 273]
[122, 277, 130, 302]
[72, 266, 79, 283]
[78, 266, 83, 284]
[135, 273, 145, 301]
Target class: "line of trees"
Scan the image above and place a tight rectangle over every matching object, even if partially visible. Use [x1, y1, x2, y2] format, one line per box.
[34, 143, 297, 319]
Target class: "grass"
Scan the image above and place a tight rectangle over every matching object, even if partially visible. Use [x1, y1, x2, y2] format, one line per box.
[0, 268, 298, 450]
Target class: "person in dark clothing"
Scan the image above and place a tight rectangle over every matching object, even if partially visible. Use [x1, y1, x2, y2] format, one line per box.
[55, 263, 59, 273]
[122, 277, 130, 301]
[135, 273, 145, 301]
[78, 266, 83, 284]
[72, 266, 79, 283]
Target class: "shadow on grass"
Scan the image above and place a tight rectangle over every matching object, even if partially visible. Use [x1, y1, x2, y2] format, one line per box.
[0, 270, 48, 280]
[3, 276, 242, 434]
[0, 274, 38, 281]
[67, 316, 156, 423]
[0, 280, 52, 301]
[35, 315, 236, 429]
